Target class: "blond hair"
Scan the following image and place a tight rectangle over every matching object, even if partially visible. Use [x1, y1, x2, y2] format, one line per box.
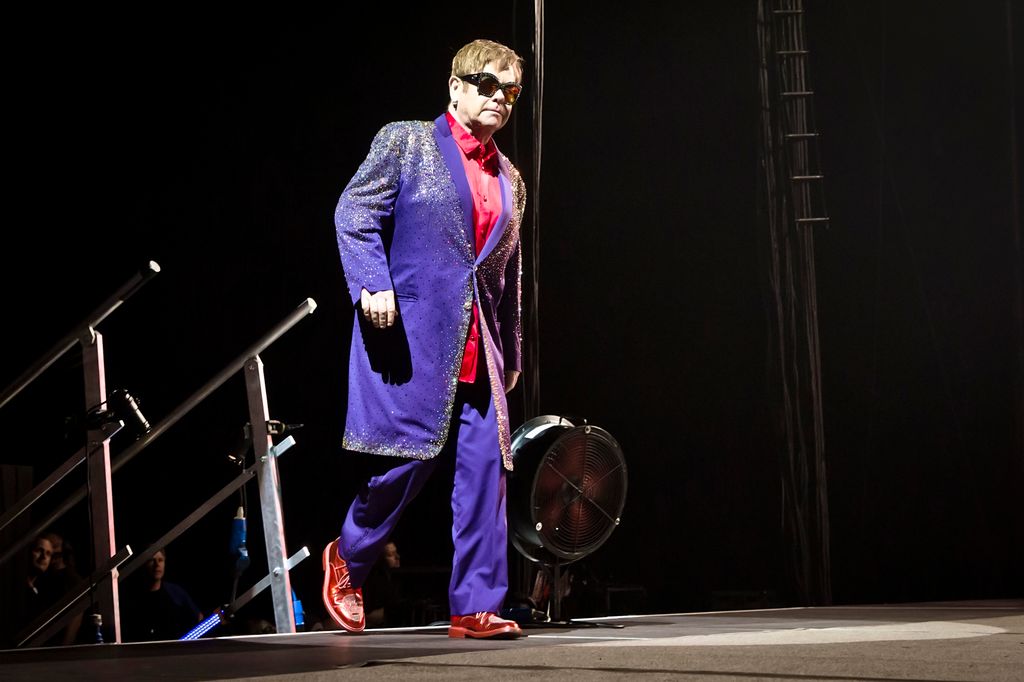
[451, 39, 523, 81]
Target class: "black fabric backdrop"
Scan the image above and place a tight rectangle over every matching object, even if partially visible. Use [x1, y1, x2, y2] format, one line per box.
[2, 2, 1020, 625]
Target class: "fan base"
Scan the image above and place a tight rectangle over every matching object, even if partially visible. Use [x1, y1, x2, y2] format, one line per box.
[522, 619, 624, 630]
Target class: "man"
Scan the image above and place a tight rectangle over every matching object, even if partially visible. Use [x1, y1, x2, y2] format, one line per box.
[325, 38, 526, 640]
[26, 536, 53, 601]
[121, 548, 203, 641]
[4, 536, 54, 647]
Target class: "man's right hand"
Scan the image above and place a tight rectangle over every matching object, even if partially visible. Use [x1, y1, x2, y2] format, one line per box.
[360, 288, 398, 329]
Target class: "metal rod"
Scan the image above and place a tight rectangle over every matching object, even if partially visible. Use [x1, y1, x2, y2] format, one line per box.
[180, 542, 310, 641]
[229, 547, 310, 614]
[112, 298, 316, 476]
[117, 441, 257, 582]
[0, 261, 160, 411]
[245, 356, 295, 634]
[0, 421, 121, 534]
[83, 331, 122, 643]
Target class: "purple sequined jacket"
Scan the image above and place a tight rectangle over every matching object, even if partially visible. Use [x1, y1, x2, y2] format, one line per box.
[334, 115, 525, 470]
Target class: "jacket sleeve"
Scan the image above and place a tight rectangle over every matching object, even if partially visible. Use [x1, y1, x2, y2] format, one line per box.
[334, 123, 406, 305]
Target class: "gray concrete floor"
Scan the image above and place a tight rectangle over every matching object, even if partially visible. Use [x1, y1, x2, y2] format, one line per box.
[1, 600, 1020, 681]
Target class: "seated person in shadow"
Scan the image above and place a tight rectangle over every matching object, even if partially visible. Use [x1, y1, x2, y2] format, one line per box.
[362, 541, 413, 628]
[3, 536, 55, 646]
[121, 548, 203, 641]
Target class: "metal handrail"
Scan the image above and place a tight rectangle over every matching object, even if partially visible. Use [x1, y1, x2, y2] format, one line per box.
[113, 298, 317, 476]
[0, 423, 121, 535]
[0, 261, 160, 411]
[2, 268, 315, 644]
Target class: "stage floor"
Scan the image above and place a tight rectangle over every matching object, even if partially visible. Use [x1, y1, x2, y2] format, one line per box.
[1, 600, 1021, 681]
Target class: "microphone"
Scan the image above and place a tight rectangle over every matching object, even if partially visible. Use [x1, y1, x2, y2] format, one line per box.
[266, 420, 304, 436]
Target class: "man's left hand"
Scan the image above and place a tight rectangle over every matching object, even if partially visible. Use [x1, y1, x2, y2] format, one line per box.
[504, 371, 520, 394]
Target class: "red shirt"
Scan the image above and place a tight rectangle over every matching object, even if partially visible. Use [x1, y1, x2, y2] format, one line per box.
[446, 112, 502, 383]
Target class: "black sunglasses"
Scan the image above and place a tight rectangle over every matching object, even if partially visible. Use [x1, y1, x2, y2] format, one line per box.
[458, 72, 523, 105]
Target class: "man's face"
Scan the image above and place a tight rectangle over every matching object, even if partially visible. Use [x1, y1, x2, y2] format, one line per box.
[147, 552, 166, 581]
[449, 61, 521, 139]
[31, 539, 52, 574]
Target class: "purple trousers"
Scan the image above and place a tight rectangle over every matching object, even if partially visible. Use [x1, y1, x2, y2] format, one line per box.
[338, 381, 508, 616]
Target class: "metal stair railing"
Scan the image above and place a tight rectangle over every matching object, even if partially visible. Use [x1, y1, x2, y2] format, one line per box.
[1, 262, 160, 644]
[1, 262, 317, 643]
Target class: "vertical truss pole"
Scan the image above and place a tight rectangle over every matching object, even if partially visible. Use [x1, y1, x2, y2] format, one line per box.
[244, 354, 295, 634]
[82, 330, 122, 642]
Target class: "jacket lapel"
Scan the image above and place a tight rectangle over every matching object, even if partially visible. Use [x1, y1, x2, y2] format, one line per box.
[432, 115, 475, 248]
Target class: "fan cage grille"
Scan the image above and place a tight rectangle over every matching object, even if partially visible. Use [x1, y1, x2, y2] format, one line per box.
[530, 426, 626, 560]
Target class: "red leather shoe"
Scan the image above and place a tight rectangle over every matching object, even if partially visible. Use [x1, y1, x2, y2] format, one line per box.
[322, 538, 365, 632]
[449, 612, 524, 639]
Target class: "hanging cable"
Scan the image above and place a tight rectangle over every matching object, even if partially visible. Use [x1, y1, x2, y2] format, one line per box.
[523, 0, 544, 421]
[228, 436, 251, 604]
[757, 0, 832, 605]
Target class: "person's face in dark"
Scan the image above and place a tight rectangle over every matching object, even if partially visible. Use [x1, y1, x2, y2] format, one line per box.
[31, 538, 53, 574]
[383, 542, 400, 569]
[146, 551, 166, 581]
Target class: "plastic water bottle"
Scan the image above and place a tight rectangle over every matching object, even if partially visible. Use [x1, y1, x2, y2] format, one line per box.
[292, 589, 305, 631]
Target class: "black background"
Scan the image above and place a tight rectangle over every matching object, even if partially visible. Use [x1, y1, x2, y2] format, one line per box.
[2, 1, 1021, 628]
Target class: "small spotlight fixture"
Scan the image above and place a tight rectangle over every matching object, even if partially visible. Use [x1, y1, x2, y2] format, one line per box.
[84, 388, 151, 438]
